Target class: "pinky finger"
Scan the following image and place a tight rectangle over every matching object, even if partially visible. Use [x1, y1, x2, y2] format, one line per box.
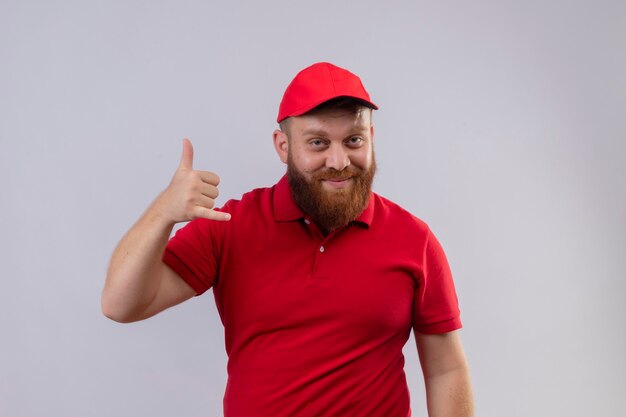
[193, 206, 231, 222]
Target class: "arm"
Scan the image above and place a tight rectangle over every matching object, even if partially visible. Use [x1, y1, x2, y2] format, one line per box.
[415, 330, 474, 417]
[101, 139, 230, 323]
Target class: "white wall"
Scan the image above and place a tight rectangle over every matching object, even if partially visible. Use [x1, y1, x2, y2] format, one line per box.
[1, 1, 624, 416]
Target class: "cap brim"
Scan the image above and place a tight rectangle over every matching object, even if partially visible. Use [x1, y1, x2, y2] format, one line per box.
[282, 95, 378, 121]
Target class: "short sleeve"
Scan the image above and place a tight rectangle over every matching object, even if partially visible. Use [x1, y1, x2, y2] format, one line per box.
[412, 228, 462, 334]
[162, 218, 222, 296]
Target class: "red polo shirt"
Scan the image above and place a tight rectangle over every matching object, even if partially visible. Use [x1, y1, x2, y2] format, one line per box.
[163, 176, 461, 417]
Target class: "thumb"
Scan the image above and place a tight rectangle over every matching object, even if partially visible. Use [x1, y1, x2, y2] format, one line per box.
[179, 138, 194, 170]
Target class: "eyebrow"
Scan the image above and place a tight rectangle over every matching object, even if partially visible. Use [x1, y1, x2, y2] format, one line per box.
[301, 126, 369, 137]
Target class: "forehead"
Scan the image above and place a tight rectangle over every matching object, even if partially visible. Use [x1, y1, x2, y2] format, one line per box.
[290, 108, 372, 135]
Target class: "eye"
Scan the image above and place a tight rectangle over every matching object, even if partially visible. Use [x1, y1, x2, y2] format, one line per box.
[346, 137, 364, 147]
[309, 138, 328, 149]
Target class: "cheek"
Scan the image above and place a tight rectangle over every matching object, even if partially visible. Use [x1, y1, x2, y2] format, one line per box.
[351, 149, 373, 171]
[293, 153, 325, 173]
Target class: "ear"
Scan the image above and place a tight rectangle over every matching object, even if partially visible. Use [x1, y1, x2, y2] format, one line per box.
[370, 123, 375, 142]
[273, 129, 289, 164]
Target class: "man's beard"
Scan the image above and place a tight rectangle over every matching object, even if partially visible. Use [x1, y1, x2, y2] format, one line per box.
[287, 153, 376, 234]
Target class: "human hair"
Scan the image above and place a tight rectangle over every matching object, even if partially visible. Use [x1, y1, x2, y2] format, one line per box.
[279, 97, 374, 135]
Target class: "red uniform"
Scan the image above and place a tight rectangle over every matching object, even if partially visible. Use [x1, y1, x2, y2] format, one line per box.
[163, 175, 462, 417]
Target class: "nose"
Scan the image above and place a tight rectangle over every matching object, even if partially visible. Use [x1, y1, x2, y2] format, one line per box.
[325, 144, 350, 171]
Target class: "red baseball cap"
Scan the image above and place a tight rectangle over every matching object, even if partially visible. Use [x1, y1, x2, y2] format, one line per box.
[277, 62, 378, 123]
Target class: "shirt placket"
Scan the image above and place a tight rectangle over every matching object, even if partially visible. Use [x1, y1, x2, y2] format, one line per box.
[303, 217, 343, 281]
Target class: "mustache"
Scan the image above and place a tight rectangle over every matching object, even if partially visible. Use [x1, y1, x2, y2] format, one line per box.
[313, 167, 362, 181]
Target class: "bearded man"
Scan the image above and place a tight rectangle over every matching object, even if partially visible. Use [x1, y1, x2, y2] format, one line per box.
[102, 62, 474, 417]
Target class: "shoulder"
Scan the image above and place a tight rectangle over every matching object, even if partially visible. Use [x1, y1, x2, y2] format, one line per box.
[365, 192, 436, 251]
[371, 192, 431, 235]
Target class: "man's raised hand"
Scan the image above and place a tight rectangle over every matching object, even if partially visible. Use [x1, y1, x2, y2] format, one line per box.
[154, 138, 231, 224]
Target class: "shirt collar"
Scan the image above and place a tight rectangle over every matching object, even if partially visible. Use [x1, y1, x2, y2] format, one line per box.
[272, 175, 375, 228]
[273, 175, 305, 221]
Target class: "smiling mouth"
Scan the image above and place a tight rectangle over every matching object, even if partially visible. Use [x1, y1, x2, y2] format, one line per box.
[322, 177, 353, 189]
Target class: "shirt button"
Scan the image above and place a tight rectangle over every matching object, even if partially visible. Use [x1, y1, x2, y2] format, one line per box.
[304, 219, 310, 224]
[319, 246, 325, 253]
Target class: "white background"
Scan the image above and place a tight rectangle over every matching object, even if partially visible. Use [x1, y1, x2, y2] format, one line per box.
[1, 1, 625, 416]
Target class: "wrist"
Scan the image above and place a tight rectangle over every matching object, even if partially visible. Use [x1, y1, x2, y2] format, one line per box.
[146, 193, 179, 229]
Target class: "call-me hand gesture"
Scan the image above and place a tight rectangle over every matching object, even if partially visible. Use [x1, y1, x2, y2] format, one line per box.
[103, 138, 223, 322]
[154, 138, 231, 224]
